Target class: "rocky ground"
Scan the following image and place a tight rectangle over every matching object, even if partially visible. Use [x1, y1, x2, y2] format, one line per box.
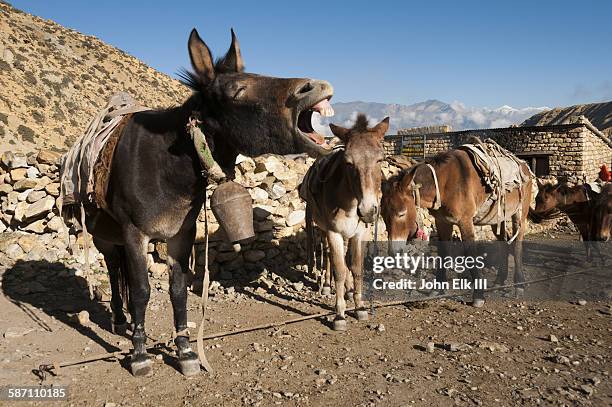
[0, 243, 610, 406]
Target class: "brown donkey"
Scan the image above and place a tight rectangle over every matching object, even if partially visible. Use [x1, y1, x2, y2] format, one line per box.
[591, 183, 612, 242]
[532, 182, 602, 260]
[381, 148, 533, 306]
[300, 115, 389, 330]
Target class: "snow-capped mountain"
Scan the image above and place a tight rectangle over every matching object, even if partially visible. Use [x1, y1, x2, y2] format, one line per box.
[313, 99, 549, 135]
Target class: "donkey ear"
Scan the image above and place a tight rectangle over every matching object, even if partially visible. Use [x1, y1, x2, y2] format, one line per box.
[188, 29, 215, 84]
[372, 117, 390, 138]
[216, 29, 245, 73]
[329, 123, 350, 142]
[399, 175, 413, 193]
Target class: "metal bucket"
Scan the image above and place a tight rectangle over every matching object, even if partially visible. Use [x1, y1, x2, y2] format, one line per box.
[210, 181, 255, 243]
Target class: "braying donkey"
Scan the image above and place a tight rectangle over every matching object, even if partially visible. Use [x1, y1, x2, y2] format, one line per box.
[82, 29, 335, 376]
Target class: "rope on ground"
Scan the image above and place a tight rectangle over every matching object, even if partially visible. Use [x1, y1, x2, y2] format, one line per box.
[35, 268, 591, 377]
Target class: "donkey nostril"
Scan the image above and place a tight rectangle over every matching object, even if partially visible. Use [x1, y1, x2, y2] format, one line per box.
[297, 82, 314, 94]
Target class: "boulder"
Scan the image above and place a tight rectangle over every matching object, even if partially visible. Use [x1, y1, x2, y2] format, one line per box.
[37, 149, 62, 165]
[0, 184, 12, 195]
[287, 210, 306, 226]
[13, 201, 28, 223]
[23, 219, 46, 234]
[46, 216, 64, 232]
[26, 190, 46, 203]
[2, 152, 28, 169]
[24, 196, 55, 221]
[13, 178, 38, 191]
[44, 182, 60, 196]
[26, 166, 40, 179]
[255, 156, 284, 174]
[10, 168, 27, 182]
[250, 187, 269, 203]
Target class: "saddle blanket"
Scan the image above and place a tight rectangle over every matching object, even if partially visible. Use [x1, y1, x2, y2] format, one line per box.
[59, 92, 149, 217]
[458, 139, 533, 225]
[298, 147, 344, 205]
[459, 139, 532, 199]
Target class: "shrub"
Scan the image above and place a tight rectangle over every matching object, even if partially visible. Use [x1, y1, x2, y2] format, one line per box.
[17, 125, 35, 143]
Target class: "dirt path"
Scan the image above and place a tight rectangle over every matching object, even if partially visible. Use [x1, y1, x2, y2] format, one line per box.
[1, 270, 611, 407]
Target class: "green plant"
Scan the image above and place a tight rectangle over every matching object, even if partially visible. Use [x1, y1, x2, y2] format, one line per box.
[17, 125, 35, 143]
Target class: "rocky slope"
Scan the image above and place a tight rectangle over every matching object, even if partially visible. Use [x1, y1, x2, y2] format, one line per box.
[0, 1, 190, 154]
[521, 101, 612, 136]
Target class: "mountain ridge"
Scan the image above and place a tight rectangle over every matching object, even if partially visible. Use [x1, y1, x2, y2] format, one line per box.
[314, 99, 549, 135]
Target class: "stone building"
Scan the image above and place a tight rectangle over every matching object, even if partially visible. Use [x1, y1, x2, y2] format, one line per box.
[384, 116, 612, 181]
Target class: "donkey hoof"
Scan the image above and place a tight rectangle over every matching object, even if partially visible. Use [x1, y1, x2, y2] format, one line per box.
[345, 290, 355, 301]
[515, 287, 525, 298]
[356, 310, 369, 321]
[178, 354, 200, 377]
[471, 298, 485, 308]
[130, 355, 152, 377]
[321, 286, 332, 296]
[112, 322, 128, 336]
[332, 318, 347, 331]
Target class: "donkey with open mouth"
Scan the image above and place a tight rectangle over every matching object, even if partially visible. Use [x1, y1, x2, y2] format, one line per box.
[300, 114, 389, 331]
[71, 28, 335, 376]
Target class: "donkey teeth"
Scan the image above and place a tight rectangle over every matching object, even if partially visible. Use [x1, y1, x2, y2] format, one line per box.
[320, 107, 335, 117]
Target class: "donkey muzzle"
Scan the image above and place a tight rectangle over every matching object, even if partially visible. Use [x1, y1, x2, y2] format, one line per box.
[357, 204, 378, 224]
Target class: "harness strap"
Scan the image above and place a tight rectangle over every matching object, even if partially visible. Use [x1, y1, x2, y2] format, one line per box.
[196, 191, 214, 373]
[425, 164, 441, 210]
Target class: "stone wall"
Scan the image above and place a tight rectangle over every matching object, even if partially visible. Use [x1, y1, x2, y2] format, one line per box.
[0, 150, 319, 288]
[0, 148, 563, 295]
[384, 121, 612, 181]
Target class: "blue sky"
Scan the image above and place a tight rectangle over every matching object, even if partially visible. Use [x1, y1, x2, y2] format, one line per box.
[9, 0, 612, 108]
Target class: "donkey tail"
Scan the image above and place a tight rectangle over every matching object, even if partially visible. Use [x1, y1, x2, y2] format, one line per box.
[305, 203, 315, 277]
[117, 246, 130, 310]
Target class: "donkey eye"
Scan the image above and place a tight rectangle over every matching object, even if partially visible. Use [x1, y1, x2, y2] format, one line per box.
[397, 211, 407, 218]
[233, 87, 246, 99]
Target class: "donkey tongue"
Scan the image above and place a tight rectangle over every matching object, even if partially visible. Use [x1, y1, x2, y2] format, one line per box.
[307, 132, 326, 145]
[311, 99, 335, 117]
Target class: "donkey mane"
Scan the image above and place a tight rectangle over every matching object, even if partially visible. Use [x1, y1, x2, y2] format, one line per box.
[176, 52, 249, 91]
[352, 114, 370, 132]
[425, 150, 453, 166]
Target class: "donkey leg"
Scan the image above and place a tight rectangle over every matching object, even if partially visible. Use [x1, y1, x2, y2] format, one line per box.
[435, 219, 453, 293]
[94, 238, 128, 334]
[458, 220, 485, 307]
[493, 222, 509, 287]
[578, 224, 592, 262]
[349, 228, 368, 321]
[123, 227, 152, 376]
[322, 237, 332, 296]
[512, 214, 526, 298]
[328, 231, 348, 331]
[167, 228, 200, 376]
[344, 239, 355, 300]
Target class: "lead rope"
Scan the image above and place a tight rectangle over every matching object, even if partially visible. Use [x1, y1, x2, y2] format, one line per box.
[425, 164, 441, 210]
[196, 189, 214, 373]
[79, 204, 94, 300]
[368, 206, 379, 317]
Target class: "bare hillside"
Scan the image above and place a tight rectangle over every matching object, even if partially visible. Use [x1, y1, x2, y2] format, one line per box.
[521, 101, 612, 136]
[0, 1, 190, 154]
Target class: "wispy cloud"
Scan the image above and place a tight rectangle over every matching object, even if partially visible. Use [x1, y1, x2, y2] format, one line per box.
[570, 81, 612, 103]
